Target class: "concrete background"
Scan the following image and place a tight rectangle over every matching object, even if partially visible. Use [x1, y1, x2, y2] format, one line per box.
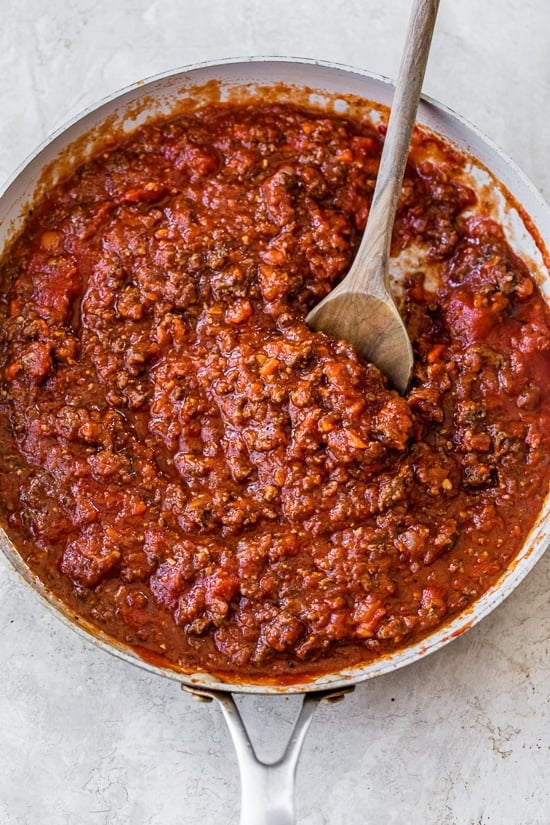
[1, 1, 550, 823]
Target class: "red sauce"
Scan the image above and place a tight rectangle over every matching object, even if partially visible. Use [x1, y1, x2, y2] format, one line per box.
[1, 102, 550, 683]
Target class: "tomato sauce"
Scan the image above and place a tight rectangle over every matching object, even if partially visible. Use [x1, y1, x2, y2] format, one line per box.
[1, 102, 550, 682]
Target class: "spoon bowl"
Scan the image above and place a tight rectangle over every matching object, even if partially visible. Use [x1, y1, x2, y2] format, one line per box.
[305, 275, 413, 393]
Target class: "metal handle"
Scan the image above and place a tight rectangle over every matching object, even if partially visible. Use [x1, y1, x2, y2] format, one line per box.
[183, 686, 353, 825]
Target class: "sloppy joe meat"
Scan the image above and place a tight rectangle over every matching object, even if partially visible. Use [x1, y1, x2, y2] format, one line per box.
[1, 102, 550, 682]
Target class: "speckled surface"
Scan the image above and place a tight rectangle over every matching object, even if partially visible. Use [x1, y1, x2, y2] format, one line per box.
[1, 1, 550, 823]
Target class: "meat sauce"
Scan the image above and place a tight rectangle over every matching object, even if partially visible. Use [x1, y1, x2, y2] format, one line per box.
[1, 102, 550, 683]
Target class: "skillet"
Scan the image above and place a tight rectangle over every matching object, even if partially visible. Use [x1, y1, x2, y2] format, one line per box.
[1, 58, 550, 823]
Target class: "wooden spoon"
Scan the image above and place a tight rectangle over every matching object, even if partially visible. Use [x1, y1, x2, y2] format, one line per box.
[306, 0, 440, 393]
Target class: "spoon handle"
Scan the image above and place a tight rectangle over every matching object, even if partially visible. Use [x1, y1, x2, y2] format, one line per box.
[349, 0, 440, 293]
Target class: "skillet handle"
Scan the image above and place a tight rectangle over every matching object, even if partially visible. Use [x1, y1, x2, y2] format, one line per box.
[183, 686, 353, 825]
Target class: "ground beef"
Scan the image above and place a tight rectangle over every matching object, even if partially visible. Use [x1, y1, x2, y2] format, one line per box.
[1, 101, 549, 683]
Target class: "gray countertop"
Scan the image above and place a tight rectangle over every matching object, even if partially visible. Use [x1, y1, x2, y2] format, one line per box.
[1, 2, 550, 823]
